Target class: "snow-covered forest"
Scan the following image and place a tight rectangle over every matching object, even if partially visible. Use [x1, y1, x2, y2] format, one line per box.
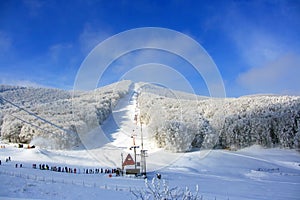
[137, 83, 300, 152]
[0, 81, 131, 149]
[1, 81, 300, 152]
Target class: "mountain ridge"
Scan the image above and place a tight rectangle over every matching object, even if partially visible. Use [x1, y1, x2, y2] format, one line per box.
[0, 81, 299, 151]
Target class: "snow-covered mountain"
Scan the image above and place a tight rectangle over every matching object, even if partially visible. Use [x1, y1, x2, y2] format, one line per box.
[0, 81, 300, 200]
[0, 81, 132, 149]
[137, 83, 300, 151]
[0, 81, 299, 151]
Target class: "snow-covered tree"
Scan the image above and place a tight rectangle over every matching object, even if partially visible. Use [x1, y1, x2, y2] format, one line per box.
[131, 177, 201, 200]
[137, 84, 300, 151]
[0, 80, 132, 149]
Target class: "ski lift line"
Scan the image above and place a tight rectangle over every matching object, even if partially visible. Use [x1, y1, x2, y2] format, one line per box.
[9, 113, 55, 135]
[0, 96, 71, 134]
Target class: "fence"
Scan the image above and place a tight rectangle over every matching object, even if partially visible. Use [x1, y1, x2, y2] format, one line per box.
[0, 169, 134, 193]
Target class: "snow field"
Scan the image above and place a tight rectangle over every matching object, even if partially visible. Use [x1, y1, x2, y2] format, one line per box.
[0, 144, 299, 200]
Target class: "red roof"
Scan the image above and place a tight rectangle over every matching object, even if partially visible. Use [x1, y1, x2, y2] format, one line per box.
[123, 153, 135, 166]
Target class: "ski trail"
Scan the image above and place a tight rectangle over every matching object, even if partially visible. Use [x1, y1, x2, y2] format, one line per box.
[74, 82, 151, 168]
[79, 82, 184, 170]
[101, 83, 154, 152]
[101, 82, 139, 149]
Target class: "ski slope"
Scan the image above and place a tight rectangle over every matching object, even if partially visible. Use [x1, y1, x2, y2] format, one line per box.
[0, 83, 300, 199]
[75, 82, 183, 170]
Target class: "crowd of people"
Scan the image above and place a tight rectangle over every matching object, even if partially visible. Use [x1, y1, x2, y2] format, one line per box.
[1, 156, 122, 177]
[31, 163, 121, 176]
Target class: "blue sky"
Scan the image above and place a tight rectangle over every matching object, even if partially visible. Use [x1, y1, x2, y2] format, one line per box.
[0, 0, 299, 97]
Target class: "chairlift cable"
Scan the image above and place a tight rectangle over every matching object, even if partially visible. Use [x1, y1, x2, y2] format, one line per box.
[9, 113, 56, 135]
[0, 96, 71, 134]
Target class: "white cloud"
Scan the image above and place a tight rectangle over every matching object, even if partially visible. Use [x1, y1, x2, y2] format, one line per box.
[78, 24, 112, 55]
[0, 77, 49, 88]
[222, 1, 299, 68]
[120, 63, 196, 94]
[232, 29, 286, 67]
[81, 28, 224, 96]
[219, 1, 300, 96]
[237, 53, 300, 95]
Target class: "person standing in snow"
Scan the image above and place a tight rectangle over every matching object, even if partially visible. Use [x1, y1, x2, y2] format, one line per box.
[156, 173, 161, 179]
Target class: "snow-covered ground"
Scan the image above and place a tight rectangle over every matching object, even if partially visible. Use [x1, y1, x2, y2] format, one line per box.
[1, 144, 299, 199]
[0, 83, 300, 199]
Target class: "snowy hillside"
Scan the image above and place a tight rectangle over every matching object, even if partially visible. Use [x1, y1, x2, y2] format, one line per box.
[137, 83, 300, 152]
[0, 81, 132, 149]
[1, 81, 300, 152]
